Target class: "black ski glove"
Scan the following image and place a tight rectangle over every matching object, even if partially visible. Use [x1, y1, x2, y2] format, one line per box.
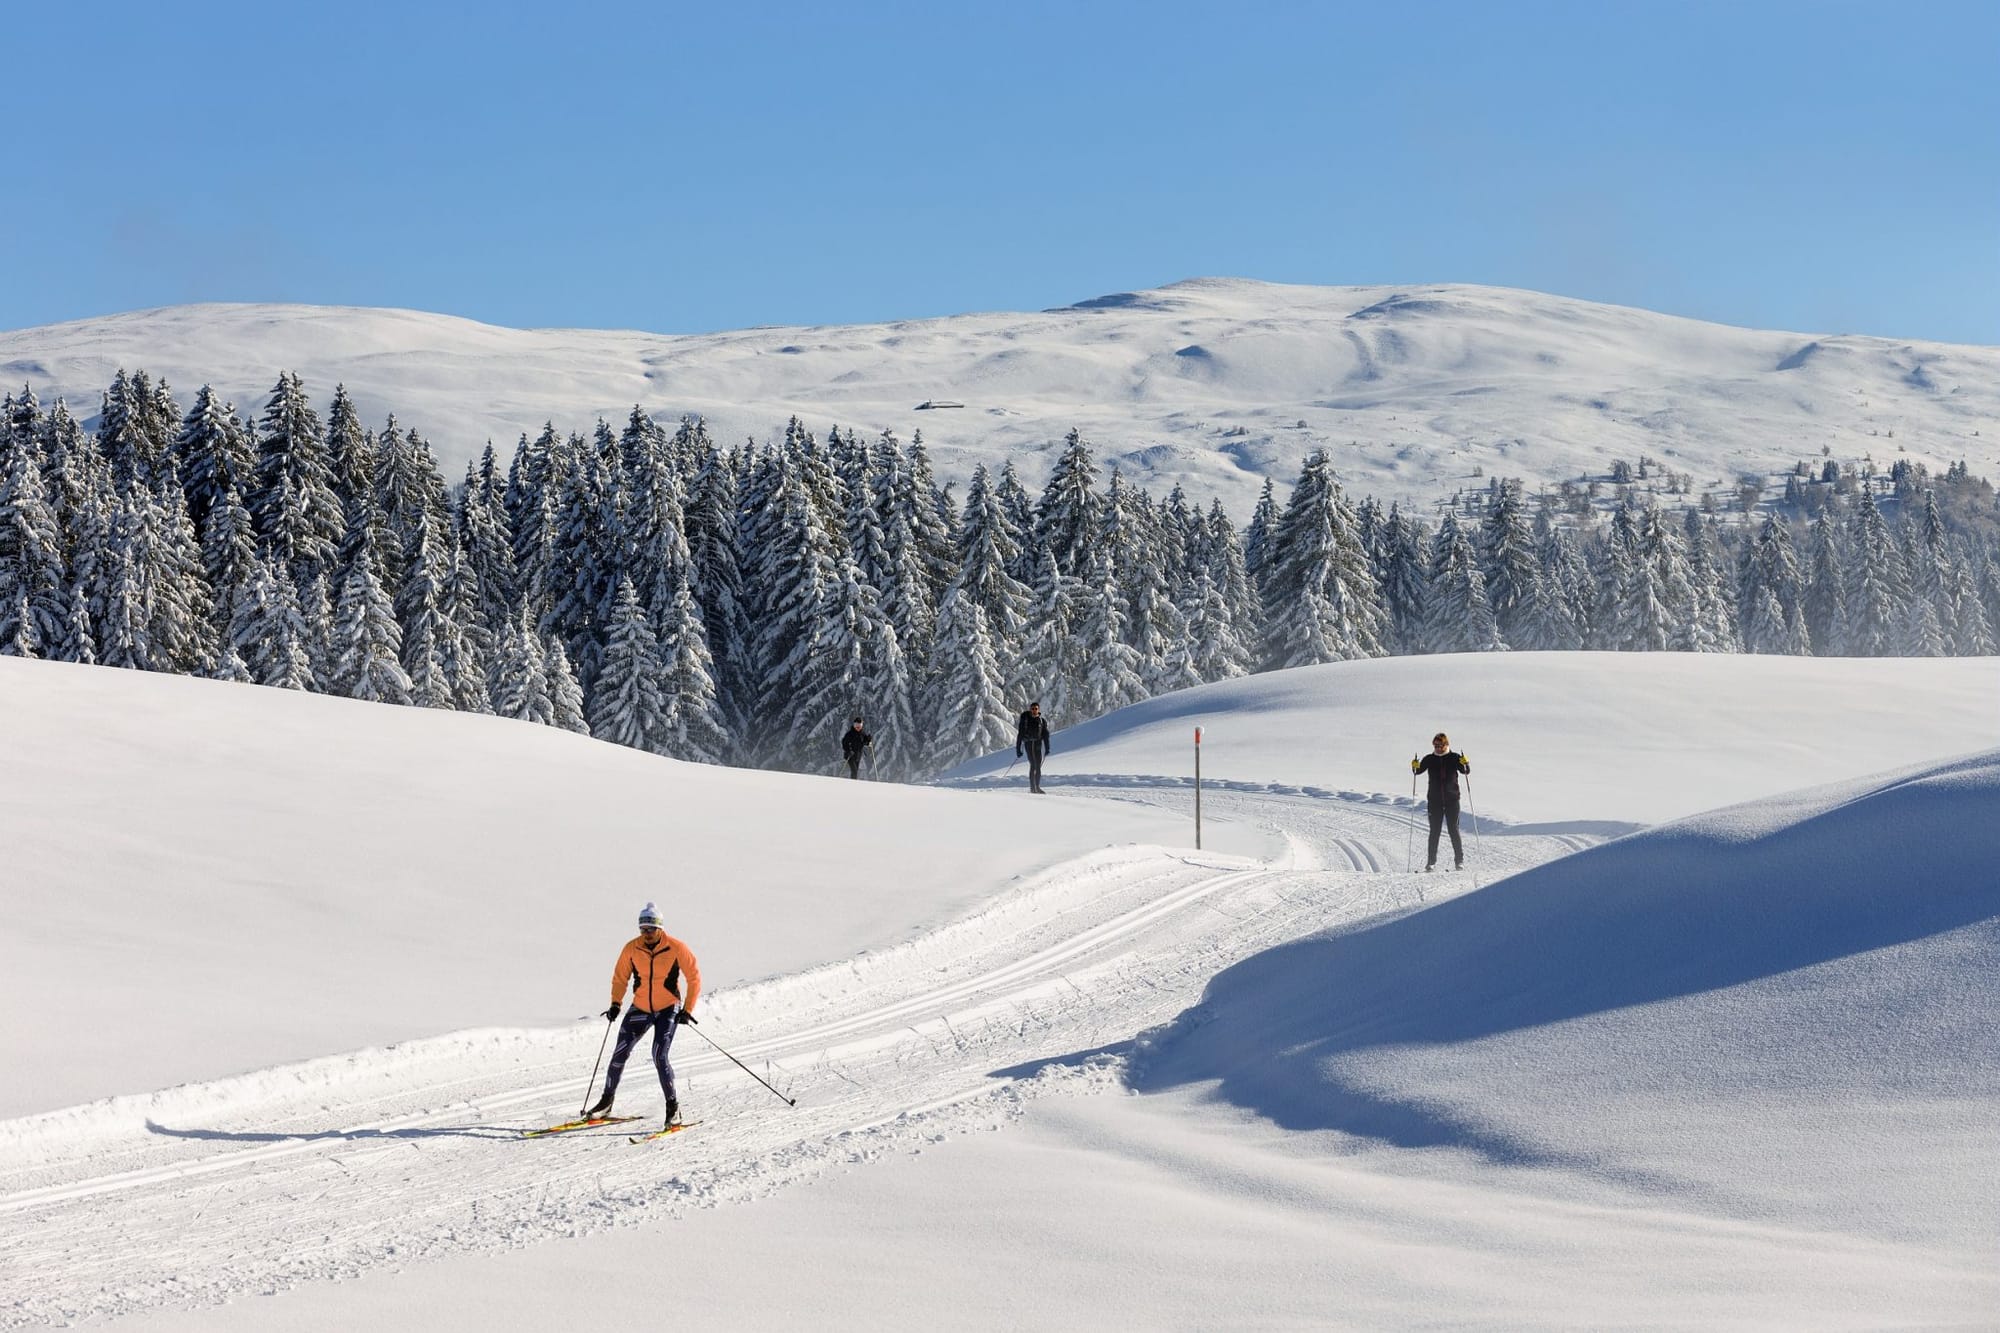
[601, 1005, 621, 1023]
[676, 1010, 698, 1025]
[1015, 746, 1023, 758]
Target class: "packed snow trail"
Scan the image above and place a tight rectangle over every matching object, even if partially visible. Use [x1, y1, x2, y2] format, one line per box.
[0, 785, 1585, 1326]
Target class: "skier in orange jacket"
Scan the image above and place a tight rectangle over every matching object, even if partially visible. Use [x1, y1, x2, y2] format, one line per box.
[585, 901, 701, 1124]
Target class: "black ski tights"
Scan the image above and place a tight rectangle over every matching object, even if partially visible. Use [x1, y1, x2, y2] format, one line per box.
[1427, 803, 1463, 867]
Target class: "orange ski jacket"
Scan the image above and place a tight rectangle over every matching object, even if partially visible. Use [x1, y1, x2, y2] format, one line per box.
[610, 932, 702, 1017]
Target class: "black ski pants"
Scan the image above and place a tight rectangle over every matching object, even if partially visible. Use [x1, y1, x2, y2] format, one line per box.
[845, 755, 862, 779]
[1024, 742, 1046, 793]
[602, 1005, 680, 1104]
[1427, 801, 1463, 867]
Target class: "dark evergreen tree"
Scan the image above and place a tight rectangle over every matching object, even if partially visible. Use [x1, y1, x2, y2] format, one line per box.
[1036, 429, 1102, 579]
[1421, 511, 1504, 653]
[590, 576, 669, 752]
[1479, 479, 1539, 646]
[329, 527, 411, 705]
[252, 372, 344, 592]
[175, 385, 256, 535]
[926, 586, 1013, 771]
[1738, 514, 1810, 655]
[1802, 512, 1848, 656]
[658, 570, 732, 765]
[1259, 452, 1385, 668]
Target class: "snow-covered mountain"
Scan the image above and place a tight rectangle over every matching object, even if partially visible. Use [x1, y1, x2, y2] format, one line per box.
[5, 279, 1995, 515]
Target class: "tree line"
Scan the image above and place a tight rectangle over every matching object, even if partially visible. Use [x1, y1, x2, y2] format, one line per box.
[0, 372, 1993, 780]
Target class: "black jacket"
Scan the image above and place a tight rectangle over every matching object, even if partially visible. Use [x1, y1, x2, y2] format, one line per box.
[1413, 751, 1468, 804]
[1016, 711, 1052, 754]
[841, 727, 873, 760]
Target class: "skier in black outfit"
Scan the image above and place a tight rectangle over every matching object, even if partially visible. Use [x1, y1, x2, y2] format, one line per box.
[1016, 702, 1052, 794]
[1412, 732, 1470, 871]
[840, 716, 872, 779]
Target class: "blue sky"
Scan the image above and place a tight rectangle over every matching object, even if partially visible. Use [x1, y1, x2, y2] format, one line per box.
[3, 1, 1994, 342]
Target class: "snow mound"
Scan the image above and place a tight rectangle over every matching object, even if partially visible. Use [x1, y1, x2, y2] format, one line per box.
[1134, 750, 2000, 1245]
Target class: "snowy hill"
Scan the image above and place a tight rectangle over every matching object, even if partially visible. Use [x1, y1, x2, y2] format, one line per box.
[1138, 748, 2000, 1252]
[0, 657, 1219, 1117]
[4, 279, 1996, 515]
[5, 652, 1995, 1327]
[951, 651, 2000, 825]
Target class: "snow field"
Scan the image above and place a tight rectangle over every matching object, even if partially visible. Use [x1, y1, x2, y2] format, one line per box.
[0, 657, 1219, 1117]
[954, 650, 2000, 824]
[3, 651, 1994, 1327]
[0, 789, 1589, 1324]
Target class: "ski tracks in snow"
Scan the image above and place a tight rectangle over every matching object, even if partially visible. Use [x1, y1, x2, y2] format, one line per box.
[0, 783, 1591, 1327]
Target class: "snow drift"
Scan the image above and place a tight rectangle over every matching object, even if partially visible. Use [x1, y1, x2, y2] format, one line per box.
[1135, 749, 2000, 1245]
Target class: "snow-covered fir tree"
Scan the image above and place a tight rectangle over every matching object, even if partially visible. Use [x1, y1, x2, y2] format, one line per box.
[926, 586, 1015, 772]
[251, 372, 345, 594]
[1015, 547, 1083, 722]
[589, 577, 669, 753]
[658, 570, 732, 765]
[1071, 551, 1147, 719]
[175, 385, 257, 537]
[1506, 510, 1582, 651]
[1241, 476, 1278, 601]
[0, 431, 71, 657]
[1375, 505, 1430, 654]
[1738, 514, 1811, 655]
[1259, 451, 1385, 668]
[1479, 480, 1540, 645]
[684, 443, 753, 740]
[954, 465, 1032, 677]
[1036, 429, 1103, 580]
[1843, 486, 1907, 657]
[1421, 510, 1505, 653]
[747, 470, 845, 769]
[329, 527, 411, 706]
[490, 609, 553, 724]
[545, 637, 589, 734]
[229, 555, 318, 691]
[1180, 567, 1254, 683]
[1802, 512, 1849, 656]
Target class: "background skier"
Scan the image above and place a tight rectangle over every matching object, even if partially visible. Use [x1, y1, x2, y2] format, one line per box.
[1016, 701, 1053, 794]
[840, 716, 873, 779]
[1412, 732, 1471, 871]
[586, 901, 701, 1125]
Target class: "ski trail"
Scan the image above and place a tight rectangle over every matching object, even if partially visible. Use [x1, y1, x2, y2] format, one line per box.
[0, 783, 1598, 1327]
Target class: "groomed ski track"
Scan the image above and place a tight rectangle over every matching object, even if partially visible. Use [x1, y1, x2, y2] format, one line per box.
[0, 782, 1592, 1326]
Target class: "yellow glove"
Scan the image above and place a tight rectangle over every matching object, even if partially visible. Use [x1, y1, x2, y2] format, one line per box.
[1410, 756, 1422, 773]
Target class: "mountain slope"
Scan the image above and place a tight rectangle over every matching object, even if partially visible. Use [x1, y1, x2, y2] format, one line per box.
[4, 279, 1994, 514]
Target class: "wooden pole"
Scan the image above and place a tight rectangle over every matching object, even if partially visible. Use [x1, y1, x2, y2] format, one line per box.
[1194, 726, 1203, 850]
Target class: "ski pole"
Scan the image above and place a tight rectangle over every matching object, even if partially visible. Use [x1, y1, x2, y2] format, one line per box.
[579, 1008, 619, 1117]
[1405, 763, 1419, 879]
[687, 1021, 798, 1107]
[1467, 772, 1483, 863]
